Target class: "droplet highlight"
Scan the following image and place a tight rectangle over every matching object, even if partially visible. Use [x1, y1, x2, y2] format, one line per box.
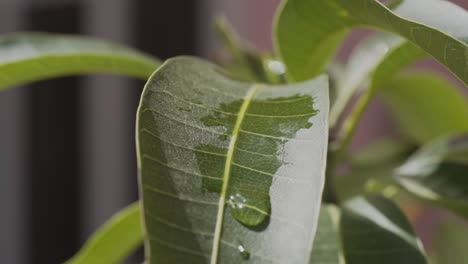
[238, 243, 250, 260]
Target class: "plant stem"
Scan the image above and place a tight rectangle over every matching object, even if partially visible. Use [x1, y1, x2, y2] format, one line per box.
[333, 87, 377, 165]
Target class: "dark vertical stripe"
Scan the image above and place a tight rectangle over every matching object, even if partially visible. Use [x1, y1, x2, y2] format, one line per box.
[132, 0, 198, 198]
[26, 4, 81, 263]
[124, 1, 199, 262]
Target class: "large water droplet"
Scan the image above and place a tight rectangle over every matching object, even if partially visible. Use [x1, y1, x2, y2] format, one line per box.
[227, 192, 270, 227]
[238, 243, 250, 260]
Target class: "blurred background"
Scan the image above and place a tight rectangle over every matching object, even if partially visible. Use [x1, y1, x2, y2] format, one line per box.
[0, 0, 466, 263]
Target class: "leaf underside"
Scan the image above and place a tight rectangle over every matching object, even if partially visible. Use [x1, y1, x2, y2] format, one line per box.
[137, 57, 329, 264]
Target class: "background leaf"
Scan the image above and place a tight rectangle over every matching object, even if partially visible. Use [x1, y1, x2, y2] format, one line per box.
[137, 57, 329, 263]
[329, 33, 425, 127]
[432, 218, 468, 264]
[275, 0, 468, 85]
[215, 17, 286, 84]
[334, 138, 414, 201]
[381, 72, 468, 143]
[0, 32, 160, 91]
[311, 196, 427, 264]
[66, 203, 143, 264]
[395, 134, 468, 220]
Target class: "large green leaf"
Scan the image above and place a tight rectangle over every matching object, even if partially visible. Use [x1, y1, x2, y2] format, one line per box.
[380, 72, 468, 143]
[0, 33, 160, 90]
[311, 196, 427, 264]
[275, 0, 468, 85]
[66, 203, 143, 264]
[137, 57, 329, 263]
[395, 134, 468, 219]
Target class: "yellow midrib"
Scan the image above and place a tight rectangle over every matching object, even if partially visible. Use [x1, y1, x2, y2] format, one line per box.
[210, 84, 262, 264]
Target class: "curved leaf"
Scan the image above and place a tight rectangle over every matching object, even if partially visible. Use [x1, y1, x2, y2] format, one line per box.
[66, 203, 143, 264]
[275, 0, 468, 85]
[329, 33, 425, 127]
[0, 33, 160, 90]
[381, 72, 468, 143]
[137, 57, 329, 263]
[395, 134, 468, 219]
[312, 196, 427, 264]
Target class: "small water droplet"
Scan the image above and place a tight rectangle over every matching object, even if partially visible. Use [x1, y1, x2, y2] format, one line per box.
[228, 193, 247, 210]
[267, 60, 286, 75]
[238, 244, 250, 260]
[176, 106, 192, 112]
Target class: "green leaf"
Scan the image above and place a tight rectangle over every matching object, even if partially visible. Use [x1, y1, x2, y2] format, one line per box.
[329, 33, 425, 127]
[380, 72, 468, 143]
[312, 196, 427, 264]
[275, 0, 468, 85]
[395, 134, 468, 219]
[432, 218, 468, 264]
[309, 206, 342, 264]
[215, 17, 286, 84]
[0, 33, 160, 91]
[334, 138, 413, 201]
[137, 57, 329, 263]
[66, 203, 143, 264]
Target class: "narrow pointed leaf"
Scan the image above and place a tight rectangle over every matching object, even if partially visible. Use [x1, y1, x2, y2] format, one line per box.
[66, 203, 143, 264]
[380, 72, 468, 143]
[311, 196, 427, 264]
[0, 33, 160, 91]
[275, 0, 468, 85]
[137, 57, 329, 263]
[395, 134, 468, 219]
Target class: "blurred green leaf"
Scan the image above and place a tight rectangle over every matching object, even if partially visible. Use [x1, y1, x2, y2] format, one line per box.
[66, 203, 143, 264]
[381, 72, 468, 143]
[215, 17, 286, 84]
[432, 218, 468, 264]
[137, 57, 329, 263]
[275, 0, 468, 85]
[334, 138, 413, 201]
[329, 33, 425, 127]
[395, 135, 468, 219]
[0, 33, 160, 91]
[309, 206, 342, 263]
[312, 196, 427, 264]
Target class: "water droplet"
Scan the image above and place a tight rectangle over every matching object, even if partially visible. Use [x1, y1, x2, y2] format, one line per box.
[228, 193, 247, 210]
[238, 244, 250, 260]
[267, 60, 286, 75]
[227, 192, 270, 227]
